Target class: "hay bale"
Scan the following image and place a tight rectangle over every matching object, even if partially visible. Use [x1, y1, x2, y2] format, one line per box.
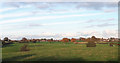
[20, 44, 29, 51]
[86, 40, 96, 47]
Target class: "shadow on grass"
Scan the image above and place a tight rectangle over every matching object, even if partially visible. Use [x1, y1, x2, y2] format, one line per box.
[2, 43, 14, 48]
[3, 54, 35, 61]
[2, 56, 119, 63]
[24, 56, 86, 61]
[106, 59, 119, 63]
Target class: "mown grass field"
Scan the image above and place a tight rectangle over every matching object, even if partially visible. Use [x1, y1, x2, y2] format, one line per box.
[2, 42, 118, 61]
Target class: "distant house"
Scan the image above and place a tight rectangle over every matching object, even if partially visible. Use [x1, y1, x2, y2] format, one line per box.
[71, 38, 76, 42]
[61, 38, 69, 42]
[79, 37, 86, 41]
[41, 40, 46, 42]
[109, 38, 119, 42]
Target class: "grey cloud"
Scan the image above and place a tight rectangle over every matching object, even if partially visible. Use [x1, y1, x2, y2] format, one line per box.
[86, 23, 117, 28]
[106, 18, 115, 21]
[2, 2, 117, 10]
[31, 9, 68, 15]
[34, 3, 53, 9]
[103, 9, 117, 13]
[3, 2, 25, 8]
[96, 23, 116, 27]
[3, 2, 53, 9]
[85, 18, 115, 23]
[1, 23, 44, 31]
[76, 2, 117, 10]
[17, 23, 44, 28]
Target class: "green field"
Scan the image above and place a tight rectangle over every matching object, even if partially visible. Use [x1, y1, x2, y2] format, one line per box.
[2, 42, 118, 61]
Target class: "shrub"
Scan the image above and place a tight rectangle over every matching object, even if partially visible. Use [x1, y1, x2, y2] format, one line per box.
[86, 40, 96, 47]
[20, 44, 29, 51]
[109, 43, 113, 47]
[32, 39, 37, 43]
[2, 41, 6, 46]
[2, 40, 13, 47]
[3, 37, 9, 41]
[33, 40, 36, 43]
[19, 41, 23, 43]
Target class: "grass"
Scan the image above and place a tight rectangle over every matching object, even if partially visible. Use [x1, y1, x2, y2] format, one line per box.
[2, 42, 118, 61]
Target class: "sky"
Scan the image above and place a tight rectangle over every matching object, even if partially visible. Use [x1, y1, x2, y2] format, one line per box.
[0, 2, 118, 40]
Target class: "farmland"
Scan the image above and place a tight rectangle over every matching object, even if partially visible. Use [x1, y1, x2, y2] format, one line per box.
[2, 42, 118, 61]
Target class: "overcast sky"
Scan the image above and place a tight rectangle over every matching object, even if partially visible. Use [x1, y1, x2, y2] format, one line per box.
[0, 2, 118, 40]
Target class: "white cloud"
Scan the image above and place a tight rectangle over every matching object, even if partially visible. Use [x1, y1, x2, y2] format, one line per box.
[102, 29, 118, 38]
[0, 7, 16, 13]
[77, 31, 100, 38]
[0, 9, 85, 19]
[0, 20, 84, 31]
[1, 29, 118, 40]
[60, 32, 77, 37]
[0, 13, 103, 24]
[40, 32, 56, 36]
[0, 12, 32, 19]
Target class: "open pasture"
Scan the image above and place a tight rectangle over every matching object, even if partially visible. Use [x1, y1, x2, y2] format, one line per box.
[2, 42, 118, 61]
